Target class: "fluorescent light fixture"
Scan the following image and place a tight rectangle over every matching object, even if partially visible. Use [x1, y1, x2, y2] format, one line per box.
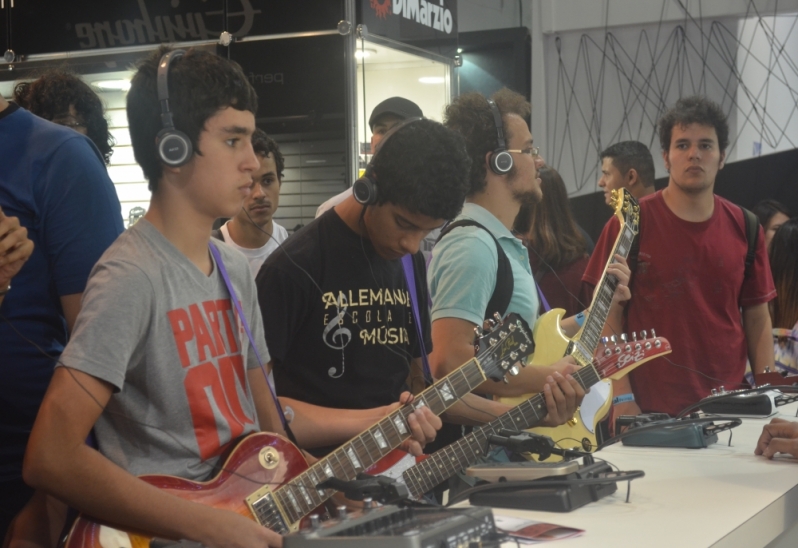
[419, 76, 445, 84]
[93, 80, 131, 91]
[355, 48, 378, 59]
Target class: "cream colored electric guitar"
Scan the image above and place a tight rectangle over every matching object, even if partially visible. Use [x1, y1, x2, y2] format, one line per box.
[500, 188, 640, 460]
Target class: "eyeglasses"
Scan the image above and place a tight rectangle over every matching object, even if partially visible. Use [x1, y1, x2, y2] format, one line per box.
[506, 146, 540, 158]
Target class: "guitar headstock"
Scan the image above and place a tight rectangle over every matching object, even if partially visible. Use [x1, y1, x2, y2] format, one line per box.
[474, 313, 535, 383]
[593, 331, 671, 381]
[610, 188, 640, 236]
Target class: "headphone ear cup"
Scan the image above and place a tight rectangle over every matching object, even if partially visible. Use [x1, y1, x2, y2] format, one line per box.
[352, 175, 377, 205]
[489, 149, 513, 175]
[156, 128, 193, 167]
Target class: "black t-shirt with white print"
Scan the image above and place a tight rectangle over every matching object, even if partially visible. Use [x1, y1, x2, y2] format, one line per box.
[256, 208, 432, 415]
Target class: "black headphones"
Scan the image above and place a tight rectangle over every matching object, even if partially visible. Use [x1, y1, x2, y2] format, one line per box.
[352, 116, 423, 206]
[155, 49, 193, 167]
[487, 99, 513, 175]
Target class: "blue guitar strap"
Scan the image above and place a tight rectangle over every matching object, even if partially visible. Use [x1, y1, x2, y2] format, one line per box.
[401, 254, 433, 384]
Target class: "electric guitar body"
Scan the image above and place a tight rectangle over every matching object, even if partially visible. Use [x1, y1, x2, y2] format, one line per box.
[499, 308, 613, 460]
[63, 434, 309, 548]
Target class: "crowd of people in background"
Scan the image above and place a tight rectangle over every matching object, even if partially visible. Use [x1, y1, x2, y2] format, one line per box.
[1, 49, 798, 548]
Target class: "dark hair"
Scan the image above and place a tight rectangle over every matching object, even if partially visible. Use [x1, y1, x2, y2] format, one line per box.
[127, 46, 258, 191]
[658, 96, 729, 152]
[444, 88, 531, 196]
[514, 166, 587, 270]
[769, 218, 798, 329]
[14, 69, 114, 164]
[753, 199, 791, 229]
[370, 118, 470, 221]
[600, 141, 655, 188]
[252, 129, 284, 182]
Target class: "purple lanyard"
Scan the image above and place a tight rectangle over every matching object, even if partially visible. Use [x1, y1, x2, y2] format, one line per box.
[208, 242, 289, 431]
[536, 283, 551, 312]
[401, 254, 433, 383]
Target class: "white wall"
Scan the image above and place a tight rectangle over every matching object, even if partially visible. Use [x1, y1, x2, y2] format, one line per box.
[458, 0, 798, 197]
[735, 14, 798, 158]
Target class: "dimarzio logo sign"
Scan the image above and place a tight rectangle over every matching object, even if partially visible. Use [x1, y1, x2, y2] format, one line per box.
[73, 0, 260, 49]
[371, 0, 454, 34]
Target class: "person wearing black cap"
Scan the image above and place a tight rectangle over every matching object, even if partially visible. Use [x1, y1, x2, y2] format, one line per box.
[315, 97, 424, 218]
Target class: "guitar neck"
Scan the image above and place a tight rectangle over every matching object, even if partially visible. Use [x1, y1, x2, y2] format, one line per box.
[573, 222, 636, 362]
[402, 363, 602, 499]
[249, 358, 487, 532]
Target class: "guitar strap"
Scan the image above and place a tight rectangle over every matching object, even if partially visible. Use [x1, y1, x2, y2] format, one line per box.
[436, 220, 514, 320]
[208, 242, 297, 444]
[401, 254, 433, 384]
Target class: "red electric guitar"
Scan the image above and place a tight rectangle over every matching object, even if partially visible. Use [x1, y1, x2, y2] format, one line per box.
[62, 314, 535, 547]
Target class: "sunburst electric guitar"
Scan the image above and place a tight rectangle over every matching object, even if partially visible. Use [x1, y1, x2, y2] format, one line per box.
[366, 338, 671, 496]
[499, 188, 640, 459]
[62, 314, 535, 548]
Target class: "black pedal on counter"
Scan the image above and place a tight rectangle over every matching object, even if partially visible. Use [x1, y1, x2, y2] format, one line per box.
[698, 388, 784, 417]
[468, 460, 620, 513]
[284, 504, 499, 548]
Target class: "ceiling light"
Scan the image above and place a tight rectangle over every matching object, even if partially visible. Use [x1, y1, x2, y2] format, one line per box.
[419, 76, 445, 84]
[92, 80, 131, 91]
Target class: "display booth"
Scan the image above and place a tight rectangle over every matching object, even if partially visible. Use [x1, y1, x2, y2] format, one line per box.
[0, 0, 457, 230]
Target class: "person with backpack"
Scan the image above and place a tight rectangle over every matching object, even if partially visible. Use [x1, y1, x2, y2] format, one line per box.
[583, 96, 776, 419]
[428, 89, 630, 400]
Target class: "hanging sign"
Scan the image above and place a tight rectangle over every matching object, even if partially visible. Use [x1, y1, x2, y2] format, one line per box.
[361, 0, 458, 44]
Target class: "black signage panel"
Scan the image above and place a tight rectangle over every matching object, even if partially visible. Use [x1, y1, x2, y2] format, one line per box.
[8, 0, 343, 56]
[229, 34, 346, 134]
[359, 0, 457, 56]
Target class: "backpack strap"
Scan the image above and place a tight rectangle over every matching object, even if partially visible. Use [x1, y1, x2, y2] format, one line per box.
[740, 206, 759, 276]
[437, 220, 514, 321]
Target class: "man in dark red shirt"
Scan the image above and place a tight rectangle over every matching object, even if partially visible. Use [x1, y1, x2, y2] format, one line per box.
[583, 96, 776, 419]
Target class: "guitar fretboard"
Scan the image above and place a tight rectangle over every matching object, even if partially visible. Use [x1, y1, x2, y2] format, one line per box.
[250, 358, 487, 532]
[402, 363, 601, 498]
[574, 222, 636, 362]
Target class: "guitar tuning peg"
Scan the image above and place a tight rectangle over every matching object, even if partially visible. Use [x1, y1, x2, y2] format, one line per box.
[502, 375, 510, 384]
[620, 333, 628, 343]
[494, 312, 502, 323]
[601, 336, 609, 347]
[473, 327, 481, 337]
[632, 332, 638, 341]
[519, 343, 528, 352]
[508, 323, 517, 332]
[509, 351, 518, 361]
[508, 365, 520, 376]
[489, 337, 498, 346]
[610, 335, 617, 345]
[651, 328, 657, 338]
[641, 329, 648, 339]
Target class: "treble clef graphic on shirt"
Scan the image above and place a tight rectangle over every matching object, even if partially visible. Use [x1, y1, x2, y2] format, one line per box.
[323, 294, 351, 378]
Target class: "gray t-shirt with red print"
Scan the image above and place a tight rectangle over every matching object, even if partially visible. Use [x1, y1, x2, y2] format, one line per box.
[58, 219, 270, 481]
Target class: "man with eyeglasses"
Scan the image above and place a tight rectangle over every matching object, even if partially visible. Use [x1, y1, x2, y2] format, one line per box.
[427, 88, 630, 402]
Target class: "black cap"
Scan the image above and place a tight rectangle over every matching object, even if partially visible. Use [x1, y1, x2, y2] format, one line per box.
[368, 97, 423, 130]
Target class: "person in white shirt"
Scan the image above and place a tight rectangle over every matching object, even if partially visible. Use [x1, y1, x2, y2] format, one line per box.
[214, 129, 289, 277]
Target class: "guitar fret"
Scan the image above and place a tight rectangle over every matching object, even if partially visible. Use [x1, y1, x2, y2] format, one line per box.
[336, 444, 358, 478]
[362, 431, 384, 462]
[276, 488, 300, 525]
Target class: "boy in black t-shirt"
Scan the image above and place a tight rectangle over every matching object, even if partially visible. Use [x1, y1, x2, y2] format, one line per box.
[257, 119, 583, 462]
